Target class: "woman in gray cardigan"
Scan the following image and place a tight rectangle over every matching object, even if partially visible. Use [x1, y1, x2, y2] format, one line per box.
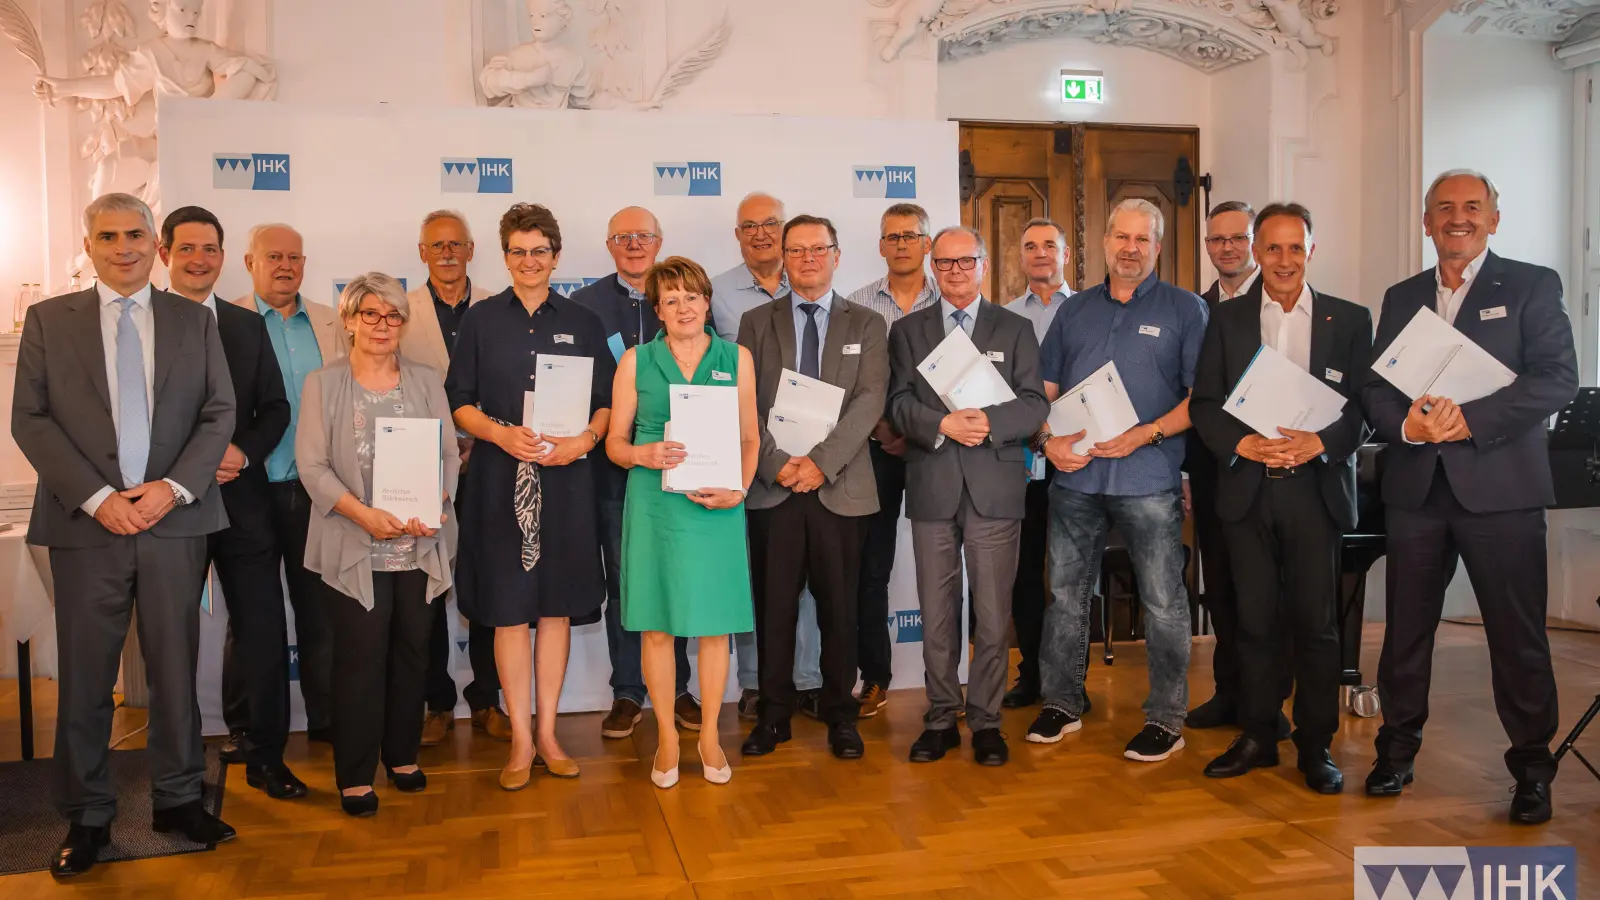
[296, 272, 461, 817]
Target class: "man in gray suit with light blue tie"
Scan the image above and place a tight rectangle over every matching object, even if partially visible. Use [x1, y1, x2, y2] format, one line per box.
[12, 193, 237, 878]
[887, 225, 1049, 767]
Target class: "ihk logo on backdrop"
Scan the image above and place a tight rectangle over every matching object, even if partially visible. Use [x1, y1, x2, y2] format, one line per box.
[654, 161, 721, 196]
[442, 157, 513, 193]
[853, 165, 916, 199]
[551, 278, 601, 298]
[1354, 845, 1574, 899]
[213, 153, 290, 191]
[888, 610, 923, 644]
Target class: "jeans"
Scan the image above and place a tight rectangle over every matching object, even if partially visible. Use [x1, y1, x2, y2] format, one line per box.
[1039, 483, 1190, 731]
[731, 591, 821, 692]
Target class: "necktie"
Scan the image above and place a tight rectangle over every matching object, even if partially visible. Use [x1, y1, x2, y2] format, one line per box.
[116, 297, 150, 489]
[799, 302, 821, 379]
[951, 308, 969, 335]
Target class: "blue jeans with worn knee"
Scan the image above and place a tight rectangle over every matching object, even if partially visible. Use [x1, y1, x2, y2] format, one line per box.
[1039, 484, 1190, 731]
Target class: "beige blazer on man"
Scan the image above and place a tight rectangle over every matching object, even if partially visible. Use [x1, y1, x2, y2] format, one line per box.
[400, 282, 492, 379]
[230, 294, 347, 366]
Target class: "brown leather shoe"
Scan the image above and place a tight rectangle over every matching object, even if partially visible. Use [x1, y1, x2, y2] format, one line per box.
[420, 711, 453, 747]
[674, 693, 703, 731]
[738, 689, 760, 720]
[534, 755, 580, 778]
[856, 684, 888, 719]
[600, 698, 643, 739]
[472, 707, 513, 742]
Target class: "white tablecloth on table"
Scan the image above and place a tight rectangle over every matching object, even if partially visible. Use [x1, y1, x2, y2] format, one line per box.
[0, 530, 57, 678]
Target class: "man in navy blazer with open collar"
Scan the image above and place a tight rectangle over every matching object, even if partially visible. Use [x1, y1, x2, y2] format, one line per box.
[1359, 169, 1577, 825]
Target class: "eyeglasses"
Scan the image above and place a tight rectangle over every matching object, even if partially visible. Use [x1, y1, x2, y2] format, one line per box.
[784, 244, 837, 260]
[357, 309, 406, 327]
[507, 247, 554, 261]
[608, 232, 660, 247]
[426, 241, 470, 255]
[738, 219, 783, 237]
[880, 232, 926, 246]
[931, 256, 982, 271]
[263, 252, 304, 265]
[1204, 235, 1250, 249]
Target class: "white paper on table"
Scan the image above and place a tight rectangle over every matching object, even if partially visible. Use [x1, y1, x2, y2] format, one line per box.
[1046, 361, 1141, 455]
[916, 327, 1016, 412]
[1373, 306, 1516, 404]
[372, 417, 443, 528]
[1222, 345, 1348, 438]
[663, 384, 743, 493]
[766, 368, 845, 456]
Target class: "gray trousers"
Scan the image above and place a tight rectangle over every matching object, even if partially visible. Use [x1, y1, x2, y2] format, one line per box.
[911, 488, 1021, 732]
[51, 532, 208, 826]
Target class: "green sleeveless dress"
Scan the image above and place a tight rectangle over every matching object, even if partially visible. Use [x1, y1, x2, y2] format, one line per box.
[620, 331, 755, 637]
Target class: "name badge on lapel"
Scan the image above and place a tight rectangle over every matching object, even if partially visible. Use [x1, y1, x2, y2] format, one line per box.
[843, 343, 861, 356]
[1138, 325, 1161, 337]
[1325, 368, 1344, 384]
[710, 370, 732, 382]
[1480, 306, 1507, 321]
[554, 333, 575, 344]
[985, 350, 1005, 362]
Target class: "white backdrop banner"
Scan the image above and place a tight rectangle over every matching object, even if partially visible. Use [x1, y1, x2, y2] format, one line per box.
[159, 98, 961, 731]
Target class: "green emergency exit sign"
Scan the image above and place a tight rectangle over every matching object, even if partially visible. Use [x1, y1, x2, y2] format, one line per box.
[1061, 69, 1105, 104]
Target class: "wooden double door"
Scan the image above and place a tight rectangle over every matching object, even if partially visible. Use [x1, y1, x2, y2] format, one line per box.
[959, 123, 1202, 304]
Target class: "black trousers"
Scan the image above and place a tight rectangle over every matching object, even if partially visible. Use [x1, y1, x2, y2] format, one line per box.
[1010, 474, 1052, 690]
[422, 466, 502, 713]
[224, 480, 335, 734]
[1221, 472, 1341, 749]
[857, 441, 904, 689]
[327, 569, 434, 790]
[748, 492, 868, 725]
[1376, 465, 1558, 782]
[210, 486, 291, 768]
[1193, 473, 1291, 709]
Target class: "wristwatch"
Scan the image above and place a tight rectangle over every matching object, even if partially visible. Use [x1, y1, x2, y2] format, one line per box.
[1147, 423, 1165, 446]
[1030, 428, 1052, 454]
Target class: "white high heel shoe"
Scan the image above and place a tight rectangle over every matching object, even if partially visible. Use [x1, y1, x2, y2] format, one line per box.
[701, 746, 732, 785]
[651, 752, 679, 789]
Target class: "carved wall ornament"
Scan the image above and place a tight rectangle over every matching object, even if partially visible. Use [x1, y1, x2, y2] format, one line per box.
[1446, 0, 1600, 40]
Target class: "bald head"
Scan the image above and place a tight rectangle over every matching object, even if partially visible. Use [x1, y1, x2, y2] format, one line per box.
[606, 206, 664, 287]
[734, 192, 785, 269]
[244, 223, 307, 311]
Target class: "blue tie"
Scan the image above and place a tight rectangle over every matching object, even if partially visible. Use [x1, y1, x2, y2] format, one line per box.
[116, 297, 150, 489]
[951, 308, 969, 335]
[799, 302, 821, 379]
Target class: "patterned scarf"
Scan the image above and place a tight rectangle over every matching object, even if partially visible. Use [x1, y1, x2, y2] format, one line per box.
[488, 416, 541, 571]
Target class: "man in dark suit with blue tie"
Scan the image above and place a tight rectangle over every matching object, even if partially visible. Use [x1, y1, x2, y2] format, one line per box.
[1359, 170, 1578, 824]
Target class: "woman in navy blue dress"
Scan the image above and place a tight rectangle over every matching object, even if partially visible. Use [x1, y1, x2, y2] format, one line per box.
[445, 204, 614, 791]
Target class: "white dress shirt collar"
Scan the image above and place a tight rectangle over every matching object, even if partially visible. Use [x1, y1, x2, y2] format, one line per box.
[1435, 246, 1490, 325]
[1259, 283, 1314, 372]
[95, 280, 153, 308]
[1218, 266, 1260, 302]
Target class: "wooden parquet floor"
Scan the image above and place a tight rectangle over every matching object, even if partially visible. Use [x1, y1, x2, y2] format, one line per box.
[1, 622, 1597, 898]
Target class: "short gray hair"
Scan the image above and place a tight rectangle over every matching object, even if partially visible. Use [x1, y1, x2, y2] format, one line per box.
[247, 222, 302, 252]
[338, 272, 410, 328]
[881, 203, 930, 235]
[84, 192, 155, 236]
[419, 209, 474, 244]
[736, 191, 785, 223]
[932, 224, 987, 258]
[1425, 168, 1500, 211]
[1107, 199, 1165, 244]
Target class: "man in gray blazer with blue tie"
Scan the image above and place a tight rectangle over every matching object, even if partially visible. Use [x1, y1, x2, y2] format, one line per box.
[12, 193, 237, 877]
[887, 225, 1049, 766]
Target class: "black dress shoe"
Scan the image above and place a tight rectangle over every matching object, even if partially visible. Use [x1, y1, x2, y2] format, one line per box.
[740, 722, 791, 757]
[1509, 779, 1552, 825]
[218, 731, 248, 765]
[797, 690, 822, 720]
[1001, 680, 1041, 709]
[828, 722, 865, 760]
[340, 791, 379, 818]
[1297, 748, 1345, 794]
[246, 764, 308, 800]
[1203, 735, 1280, 778]
[1365, 759, 1415, 797]
[971, 728, 1008, 766]
[152, 801, 236, 844]
[1276, 712, 1292, 742]
[909, 727, 961, 763]
[385, 767, 428, 793]
[52, 823, 109, 878]
[1184, 695, 1236, 729]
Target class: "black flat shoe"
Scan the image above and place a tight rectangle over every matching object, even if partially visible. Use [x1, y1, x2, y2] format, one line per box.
[246, 763, 308, 800]
[828, 722, 865, 760]
[1203, 735, 1279, 778]
[1509, 779, 1552, 825]
[1184, 695, 1236, 730]
[385, 767, 427, 793]
[740, 722, 791, 757]
[1297, 748, 1345, 794]
[1001, 680, 1040, 709]
[341, 791, 379, 817]
[152, 801, 236, 844]
[909, 727, 961, 763]
[218, 730, 248, 765]
[971, 728, 1008, 766]
[51, 823, 109, 878]
[1365, 759, 1415, 797]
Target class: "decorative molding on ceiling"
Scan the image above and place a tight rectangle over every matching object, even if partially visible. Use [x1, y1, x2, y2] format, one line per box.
[1446, 0, 1600, 40]
[874, 0, 1339, 71]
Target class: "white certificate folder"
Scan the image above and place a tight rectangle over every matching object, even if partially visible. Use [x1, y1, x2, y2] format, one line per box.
[916, 327, 1016, 412]
[372, 417, 443, 528]
[1046, 361, 1140, 455]
[664, 384, 743, 493]
[1373, 307, 1516, 404]
[766, 368, 845, 456]
[523, 354, 594, 437]
[1222, 345, 1348, 438]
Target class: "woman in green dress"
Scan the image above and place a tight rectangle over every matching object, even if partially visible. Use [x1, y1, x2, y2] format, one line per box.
[606, 256, 758, 789]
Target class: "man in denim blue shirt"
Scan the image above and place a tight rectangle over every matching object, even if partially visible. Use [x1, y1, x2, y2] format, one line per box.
[1028, 200, 1208, 763]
